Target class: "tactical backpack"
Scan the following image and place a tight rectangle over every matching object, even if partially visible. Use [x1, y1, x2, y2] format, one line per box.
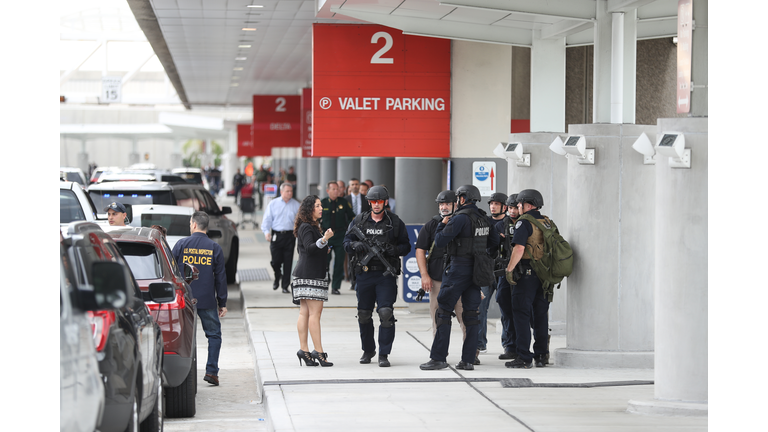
[518, 214, 573, 300]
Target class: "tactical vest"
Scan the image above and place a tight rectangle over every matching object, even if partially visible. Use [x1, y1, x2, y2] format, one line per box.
[352, 210, 402, 269]
[446, 208, 490, 259]
[522, 216, 550, 261]
[500, 215, 517, 261]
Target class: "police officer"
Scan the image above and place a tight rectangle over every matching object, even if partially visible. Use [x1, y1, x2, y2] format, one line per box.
[477, 192, 507, 361]
[172, 211, 228, 385]
[415, 190, 466, 340]
[321, 181, 356, 294]
[104, 202, 128, 226]
[505, 189, 550, 368]
[420, 185, 499, 371]
[494, 193, 520, 361]
[343, 186, 410, 367]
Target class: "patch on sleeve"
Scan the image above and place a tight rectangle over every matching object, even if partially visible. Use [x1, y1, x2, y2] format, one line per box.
[515, 221, 523, 229]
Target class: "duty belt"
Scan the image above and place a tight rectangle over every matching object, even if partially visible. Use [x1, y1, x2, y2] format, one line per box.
[361, 265, 387, 272]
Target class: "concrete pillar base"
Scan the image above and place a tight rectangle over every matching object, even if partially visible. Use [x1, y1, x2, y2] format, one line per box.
[554, 348, 653, 369]
[627, 399, 708, 417]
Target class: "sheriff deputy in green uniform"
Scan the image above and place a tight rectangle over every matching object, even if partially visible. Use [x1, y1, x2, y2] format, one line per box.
[321, 180, 356, 295]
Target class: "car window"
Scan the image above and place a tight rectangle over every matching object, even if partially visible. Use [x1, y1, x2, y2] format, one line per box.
[117, 242, 164, 280]
[173, 188, 199, 210]
[60, 189, 86, 223]
[139, 213, 191, 237]
[194, 189, 219, 214]
[88, 189, 173, 211]
[65, 172, 84, 185]
[160, 236, 183, 279]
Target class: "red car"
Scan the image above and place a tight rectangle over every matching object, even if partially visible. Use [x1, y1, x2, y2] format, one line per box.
[105, 225, 199, 418]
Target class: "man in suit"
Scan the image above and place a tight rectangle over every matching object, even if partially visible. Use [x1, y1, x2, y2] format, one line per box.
[345, 178, 371, 216]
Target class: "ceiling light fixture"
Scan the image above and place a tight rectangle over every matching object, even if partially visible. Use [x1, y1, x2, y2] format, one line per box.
[239, 45, 252, 48]
[231, 83, 239, 87]
[242, 28, 257, 31]
[233, 67, 244, 71]
[235, 57, 247, 61]
[247, 4, 264, 7]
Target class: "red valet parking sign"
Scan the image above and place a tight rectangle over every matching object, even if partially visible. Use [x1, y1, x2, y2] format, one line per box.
[251, 95, 301, 155]
[312, 24, 451, 158]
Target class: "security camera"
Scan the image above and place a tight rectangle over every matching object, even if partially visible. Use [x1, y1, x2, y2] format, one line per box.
[561, 135, 595, 165]
[655, 132, 691, 168]
[631, 132, 656, 165]
[504, 142, 530, 167]
[493, 142, 507, 159]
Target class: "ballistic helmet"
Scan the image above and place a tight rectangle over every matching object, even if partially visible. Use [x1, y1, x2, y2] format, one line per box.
[506, 194, 518, 207]
[366, 185, 389, 201]
[435, 190, 456, 203]
[488, 192, 508, 205]
[455, 184, 481, 204]
[516, 189, 544, 209]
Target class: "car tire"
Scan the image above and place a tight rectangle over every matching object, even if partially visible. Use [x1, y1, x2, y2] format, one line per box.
[165, 349, 196, 418]
[225, 238, 239, 284]
[125, 391, 139, 432]
[140, 379, 164, 432]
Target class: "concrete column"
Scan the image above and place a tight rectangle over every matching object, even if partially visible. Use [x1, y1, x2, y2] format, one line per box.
[128, 138, 140, 166]
[170, 139, 183, 168]
[360, 157, 395, 195]
[623, 9, 637, 124]
[555, 124, 656, 368]
[628, 117, 708, 416]
[507, 133, 569, 334]
[610, 12, 624, 124]
[318, 157, 337, 198]
[394, 158, 442, 224]
[77, 139, 88, 174]
[337, 157, 361, 184]
[306, 158, 321, 197]
[271, 147, 282, 180]
[296, 157, 307, 199]
[690, 0, 708, 117]
[593, 2, 612, 123]
[530, 35, 566, 132]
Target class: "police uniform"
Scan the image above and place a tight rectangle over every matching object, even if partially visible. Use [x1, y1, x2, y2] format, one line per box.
[509, 209, 550, 366]
[321, 196, 356, 293]
[494, 214, 519, 357]
[343, 209, 410, 365]
[423, 201, 499, 369]
[172, 232, 227, 378]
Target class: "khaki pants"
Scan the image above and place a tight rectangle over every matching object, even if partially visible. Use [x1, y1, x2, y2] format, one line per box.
[429, 280, 466, 340]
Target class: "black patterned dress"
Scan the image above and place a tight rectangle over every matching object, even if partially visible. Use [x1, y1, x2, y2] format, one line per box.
[291, 222, 330, 302]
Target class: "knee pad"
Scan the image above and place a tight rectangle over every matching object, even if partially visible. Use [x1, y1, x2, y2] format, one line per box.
[435, 307, 454, 328]
[378, 307, 396, 328]
[357, 309, 373, 325]
[463, 310, 481, 326]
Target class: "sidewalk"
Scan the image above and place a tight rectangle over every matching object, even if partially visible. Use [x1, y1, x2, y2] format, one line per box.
[229, 198, 707, 432]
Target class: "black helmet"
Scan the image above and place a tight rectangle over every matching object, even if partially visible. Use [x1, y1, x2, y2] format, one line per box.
[435, 190, 456, 203]
[455, 184, 481, 204]
[516, 189, 544, 209]
[366, 185, 389, 201]
[506, 194, 518, 207]
[488, 192, 508, 205]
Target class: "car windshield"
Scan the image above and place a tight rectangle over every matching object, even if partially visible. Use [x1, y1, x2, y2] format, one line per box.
[117, 242, 164, 279]
[89, 190, 173, 211]
[140, 213, 191, 237]
[60, 189, 86, 223]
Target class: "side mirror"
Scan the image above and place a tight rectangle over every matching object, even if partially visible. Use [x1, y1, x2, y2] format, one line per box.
[220, 206, 232, 215]
[207, 229, 222, 239]
[184, 263, 200, 283]
[147, 282, 175, 303]
[90, 261, 129, 310]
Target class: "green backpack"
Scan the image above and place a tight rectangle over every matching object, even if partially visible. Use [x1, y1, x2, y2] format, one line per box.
[518, 214, 573, 301]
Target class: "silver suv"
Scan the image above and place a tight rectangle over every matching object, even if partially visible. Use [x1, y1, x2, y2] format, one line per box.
[87, 181, 240, 283]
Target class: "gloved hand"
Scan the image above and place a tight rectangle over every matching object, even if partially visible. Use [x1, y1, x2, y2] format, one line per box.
[380, 242, 396, 255]
[505, 271, 517, 285]
[351, 241, 365, 252]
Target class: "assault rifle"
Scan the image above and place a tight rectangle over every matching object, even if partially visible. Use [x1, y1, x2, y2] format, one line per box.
[348, 225, 399, 278]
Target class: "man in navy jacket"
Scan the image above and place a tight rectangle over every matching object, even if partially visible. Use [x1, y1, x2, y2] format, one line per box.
[173, 211, 228, 386]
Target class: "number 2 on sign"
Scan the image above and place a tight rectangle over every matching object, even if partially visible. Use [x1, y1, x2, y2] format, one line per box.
[370, 31, 393, 64]
[275, 97, 286, 112]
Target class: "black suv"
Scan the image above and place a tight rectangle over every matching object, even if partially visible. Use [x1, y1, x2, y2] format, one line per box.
[61, 221, 175, 432]
[88, 181, 240, 283]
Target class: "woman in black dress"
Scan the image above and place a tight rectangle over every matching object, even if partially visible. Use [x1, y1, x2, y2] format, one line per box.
[292, 195, 335, 366]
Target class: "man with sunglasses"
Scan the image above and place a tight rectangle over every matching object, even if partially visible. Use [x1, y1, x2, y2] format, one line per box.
[344, 186, 411, 367]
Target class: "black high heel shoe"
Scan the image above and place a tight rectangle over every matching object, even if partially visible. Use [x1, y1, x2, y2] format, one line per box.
[297, 349, 318, 366]
[311, 350, 334, 367]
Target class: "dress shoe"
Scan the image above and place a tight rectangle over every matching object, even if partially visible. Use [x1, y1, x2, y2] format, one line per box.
[378, 355, 390, 367]
[456, 360, 474, 370]
[272, 280, 279, 290]
[499, 349, 517, 360]
[204, 374, 220, 385]
[505, 358, 532, 369]
[474, 349, 481, 365]
[332, 289, 340, 295]
[419, 359, 448, 370]
[359, 351, 376, 364]
[282, 287, 290, 293]
[534, 354, 547, 368]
